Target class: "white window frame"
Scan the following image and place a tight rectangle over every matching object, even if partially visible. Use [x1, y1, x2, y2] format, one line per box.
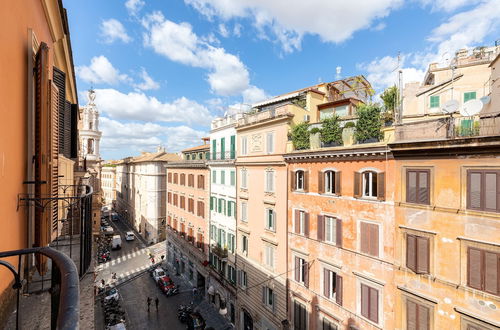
[356, 277, 384, 327]
[212, 170, 217, 184]
[296, 170, 305, 191]
[241, 168, 248, 189]
[324, 215, 336, 243]
[321, 266, 340, 301]
[358, 219, 382, 258]
[265, 170, 275, 193]
[230, 170, 236, 186]
[265, 245, 275, 269]
[221, 170, 225, 185]
[264, 286, 274, 309]
[265, 208, 275, 231]
[241, 201, 248, 222]
[295, 210, 306, 235]
[362, 171, 377, 198]
[241, 136, 248, 156]
[266, 132, 274, 154]
[324, 170, 335, 194]
[297, 257, 307, 284]
[239, 270, 248, 289]
[241, 234, 248, 256]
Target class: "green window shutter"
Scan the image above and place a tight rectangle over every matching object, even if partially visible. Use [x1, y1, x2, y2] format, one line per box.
[210, 197, 213, 210]
[218, 199, 222, 213]
[230, 171, 235, 186]
[430, 95, 439, 108]
[221, 170, 225, 184]
[228, 201, 232, 217]
[212, 139, 216, 159]
[230, 135, 235, 159]
[221, 137, 225, 159]
[464, 92, 476, 102]
[212, 170, 216, 183]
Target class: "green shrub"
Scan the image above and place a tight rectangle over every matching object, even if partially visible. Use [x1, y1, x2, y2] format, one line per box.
[320, 115, 343, 145]
[343, 121, 355, 129]
[354, 104, 383, 143]
[291, 122, 310, 150]
[309, 127, 321, 135]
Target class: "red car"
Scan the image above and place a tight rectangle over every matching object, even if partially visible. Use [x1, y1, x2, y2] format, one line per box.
[157, 276, 174, 293]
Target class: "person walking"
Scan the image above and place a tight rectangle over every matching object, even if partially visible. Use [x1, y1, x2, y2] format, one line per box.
[155, 297, 159, 311]
[147, 296, 152, 312]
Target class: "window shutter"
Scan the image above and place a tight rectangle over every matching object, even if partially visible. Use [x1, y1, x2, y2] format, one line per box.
[304, 262, 309, 288]
[318, 171, 324, 194]
[369, 287, 379, 323]
[336, 275, 343, 305]
[70, 103, 78, 158]
[361, 284, 369, 319]
[407, 170, 417, 203]
[317, 215, 324, 241]
[262, 287, 266, 304]
[304, 212, 310, 237]
[419, 171, 429, 204]
[468, 248, 482, 290]
[416, 236, 430, 274]
[406, 234, 416, 272]
[335, 171, 341, 195]
[323, 269, 330, 297]
[418, 304, 430, 330]
[468, 172, 482, 209]
[295, 257, 300, 282]
[272, 292, 277, 312]
[49, 81, 59, 237]
[52, 67, 66, 156]
[377, 172, 385, 201]
[484, 251, 498, 294]
[354, 172, 361, 198]
[304, 171, 309, 192]
[406, 300, 417, 330]
[336, 218, 342, 247]
[370, 223, 379, 257]
[295, 210, 300, 234]
[360, 222, 369, 254]
[291, 171, 296, 191]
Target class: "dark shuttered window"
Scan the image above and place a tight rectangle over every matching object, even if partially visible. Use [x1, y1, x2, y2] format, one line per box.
[406, 169, 430, 205]
[323, 268, 342, 305]
[354, 171, 385, 200]
[317, 215, 342, 247]
[322, 318, 338, 330]
[406, 299, 430, 330]
[467, 170, 500, 213]
[293, 301, 307, 330]
[467, 247, 499, 296]
[406, 234, 430, 274]
[360, 222, 379, 257]
[361, 284, 379, 323]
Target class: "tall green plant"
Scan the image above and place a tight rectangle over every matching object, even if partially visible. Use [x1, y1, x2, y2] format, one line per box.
[291, 122, 310, 150]
[354, 104, 383, 143]
[380, 85, 399, 113]
[320, 115, 343, 145]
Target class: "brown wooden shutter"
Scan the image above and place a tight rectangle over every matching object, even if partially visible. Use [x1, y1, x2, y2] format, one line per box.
[369, 287, 379, 323]
[336, 218, 342, 247]
[323, 269, 330, 297]
[416, 236, 430, 274]
[354, 172, 361, 198]
[419, 171, 430, 205]
[295, 210, 300, 234]
[406, 234, 416, 272]
[70, 103, 78, 158]
[336, 275, 343, 305]
[304, 212, 310, 237]
[406, 300, 417, 330]
[317, 215, 324, 241]
[468, 247, 482, 290]
[318, 171, 324, 194]
[262, 287, 266, 304]
[484, 251, 498, 294]
[377, 172, 385, 201]
[468, 171, 482, 209]
[49, 82, 59, 239]
[304, 261, 309, 288]
[370, 223, 379, 257]
[291, 171, 296, 191]
[335, 171, 341, 195]
[295, 257, 300, 281]
[304, 170, 309, 192]
[360, 222, 369, 254]
[361, 284, 369, 319]
[407, 170, 417, 203]
[418, 304, 430, 330]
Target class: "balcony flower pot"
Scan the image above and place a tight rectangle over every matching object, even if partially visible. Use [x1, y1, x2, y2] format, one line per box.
[342, 127, 356, 146]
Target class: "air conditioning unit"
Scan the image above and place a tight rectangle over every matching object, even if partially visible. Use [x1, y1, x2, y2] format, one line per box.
[303, 114, 310, 122]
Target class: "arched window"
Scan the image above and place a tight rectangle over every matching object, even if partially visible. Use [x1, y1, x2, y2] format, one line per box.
[362, 171, 378, 197]
[295, 170, 305, 190]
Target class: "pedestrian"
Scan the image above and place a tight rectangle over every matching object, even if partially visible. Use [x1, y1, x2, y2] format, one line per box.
[192, 287, 198, 298]
[155, 297, 159, 311]
[147, 296, 152, 312]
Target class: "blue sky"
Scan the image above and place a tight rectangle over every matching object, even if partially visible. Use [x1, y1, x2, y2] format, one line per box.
[64, 0, 500, 160]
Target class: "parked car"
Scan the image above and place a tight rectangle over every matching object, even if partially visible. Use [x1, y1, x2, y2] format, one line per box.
[103, 287, 119, 302]
[111, 235, 122, 250]
[125, 231, 135, 241]
[104, 226, 114, 235]
[157, 276, 174, 293]
[151, 267, 167, 283]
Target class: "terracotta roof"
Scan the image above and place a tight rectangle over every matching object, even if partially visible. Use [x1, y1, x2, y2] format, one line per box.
[130, 151, 181, 163]
[182, 144, 210, 152]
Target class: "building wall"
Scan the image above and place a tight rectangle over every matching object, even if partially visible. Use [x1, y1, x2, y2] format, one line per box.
[101, 166, 116, 208]
[393, 156, 500, 329]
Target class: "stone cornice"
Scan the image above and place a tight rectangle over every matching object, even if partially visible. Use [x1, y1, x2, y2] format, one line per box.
[284, 145, 391, 162]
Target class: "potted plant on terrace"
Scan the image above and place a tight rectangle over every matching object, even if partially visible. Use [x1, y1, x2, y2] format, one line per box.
[342, 121, 356, 146]
[320, 115, 343, 147]
[354, 104, 383, 144]
[291, 122, 311, 150]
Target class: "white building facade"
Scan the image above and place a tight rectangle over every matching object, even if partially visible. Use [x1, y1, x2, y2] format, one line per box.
[101, 165, 116, 208]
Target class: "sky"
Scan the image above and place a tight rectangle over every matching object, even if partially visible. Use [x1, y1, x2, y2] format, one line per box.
[64, 0, 500, 160]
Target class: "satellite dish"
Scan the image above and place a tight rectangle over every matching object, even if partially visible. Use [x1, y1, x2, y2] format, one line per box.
[442, 100, 459, 113]
[480, 96, 491, 105]
[460, 99, 483, 116]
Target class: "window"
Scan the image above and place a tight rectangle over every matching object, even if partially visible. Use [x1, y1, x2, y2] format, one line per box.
[221, 137, 226, 159]
[180, 173, 186, 185]
[265, 209, 275, 231]
[354, 171, 385, 200]
[294, 210, 309, 236]
[218, 199, 226, 215]
[262, 286, 275, 311]
[227, 233, 235, 253]
[180, 196, 185, 209]
[429, 95, 440, 108]
[265, 170, 274, 192]
[467, 170, 500, 212]
[212, 170, 217, 183]
[241, 235, 248, 256]
[323, 269, 342, 305]
[227, 201, 235, 218]
[467, 247, 499, 295]
[241, 136, 248, 156]
[295, 170, 305, 191]
[230, 135, 236, 159]
[188, 198, 194, 213]
[241, 201, 248, 222]
[461, 316, 497, 330]
[212, 139, 216, 159]
[241, 168, 248, 188]
[238, 270, 248, 289]
[266, 132, 274, 154]
[221, 170, 225, 185]
[361, 283, 379, 323]
[317, 215, 342, 246]
[294, 256, 308, 287]
[210, 196, 216, 211]
[464, 91, 476, 102]
[168, 173, 172, 183]
[197, 233, 204, 251]
[293, 301, 307, 330]
[188, 174, 194, 187]
[406, 169, 430, 205]
[197, 201, 205, 218]
[228, 265, 236, 283]
[265, 245, 275, 269]
[406, 299, 430, 330]
[173, 194, 178, 206]
[197, 175, 205, 189]
[210, 224, 217, 241]
[168, 192, 172, 204]
[322, 170, 340, 194]
[360, 222, 379, 257]
[174, 173, 178, 184]
[217, 228, 226, 247]
[230, 170, 236, 186]
[322, 318, 338, 330]
[406, 234, 430, 274]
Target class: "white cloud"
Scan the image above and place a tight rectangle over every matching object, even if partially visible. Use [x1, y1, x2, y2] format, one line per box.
[76, 56, 130, 85]
[100, 117, 207, 154]
[100, 19, 132, 43]
[218, 24, 229, 37]
[372, 22, 386, 31]
[133, 68, 160, 90]
[233, 23, 242, 37]
[94, 88, 213, 125]
[242, 85, 269, 104]
[142, 12, 251, 96]
[418, 0, 482, 12]
[125, 0, 145, 16]
[184, 0, 402, 53]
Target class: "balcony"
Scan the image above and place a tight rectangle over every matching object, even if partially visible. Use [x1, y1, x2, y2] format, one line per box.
[237, 106, 294, 127]
[211, 244, 228, 259]
[207, 151, 236, 162]
[211, 113, 245, 130]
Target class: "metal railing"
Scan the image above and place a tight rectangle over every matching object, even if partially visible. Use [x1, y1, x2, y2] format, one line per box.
[0, 247, 80, 330]
[207, 151, 236, 161]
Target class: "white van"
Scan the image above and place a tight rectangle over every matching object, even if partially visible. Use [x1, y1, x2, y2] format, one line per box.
[125, 231, 135, 241]
[112, 235, 122, 250]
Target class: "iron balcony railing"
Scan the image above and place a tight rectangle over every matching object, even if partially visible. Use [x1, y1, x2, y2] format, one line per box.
[0, 247, 80, 330]
[211, 244, 228, 259]
[207, 151, 236, 161]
